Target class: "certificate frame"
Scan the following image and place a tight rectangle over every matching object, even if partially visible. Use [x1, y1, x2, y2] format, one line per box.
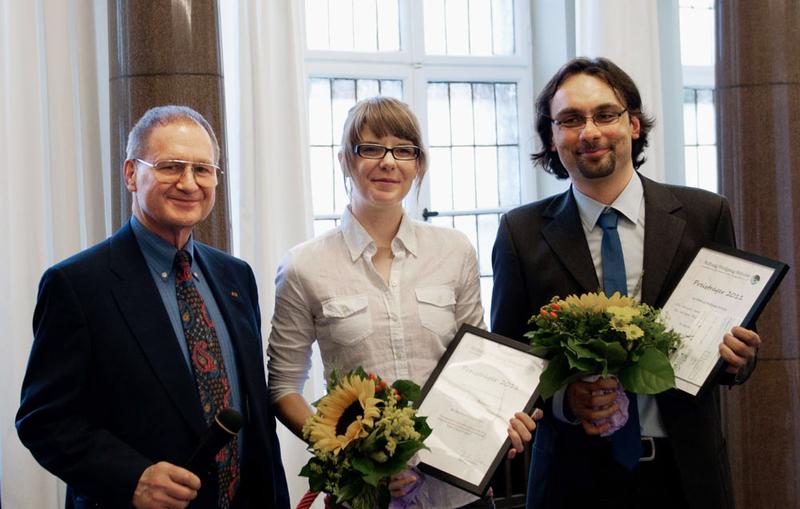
[414, 324, 545, 496]
[664, 243, 788, 398]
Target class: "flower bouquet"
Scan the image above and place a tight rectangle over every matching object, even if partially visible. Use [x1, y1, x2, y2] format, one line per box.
[526, 291, 682, 401]
[297, 367, 432, 509]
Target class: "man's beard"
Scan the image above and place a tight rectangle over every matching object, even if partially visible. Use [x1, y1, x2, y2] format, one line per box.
[575, 146, 617, 179]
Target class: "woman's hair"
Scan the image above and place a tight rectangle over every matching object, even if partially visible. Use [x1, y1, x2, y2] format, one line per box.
[339, 96, 428, 193]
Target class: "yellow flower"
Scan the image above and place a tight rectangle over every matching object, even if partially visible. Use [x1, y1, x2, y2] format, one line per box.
[607, 305, 641, 323]
[304, 375, 383, 455]
[616, 323, 645, 341]
[559, 291, 636, 313]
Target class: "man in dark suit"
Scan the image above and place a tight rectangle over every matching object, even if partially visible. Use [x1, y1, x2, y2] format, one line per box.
[16, 106, 289, 509]
[491, 58, 760, 509]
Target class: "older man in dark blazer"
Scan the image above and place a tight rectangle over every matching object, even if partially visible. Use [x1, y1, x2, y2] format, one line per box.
[491, 58, 760, 509]
[16, 106, 289, 509]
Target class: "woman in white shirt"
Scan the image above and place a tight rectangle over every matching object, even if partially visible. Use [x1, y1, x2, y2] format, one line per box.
[267, 97, 537, 508]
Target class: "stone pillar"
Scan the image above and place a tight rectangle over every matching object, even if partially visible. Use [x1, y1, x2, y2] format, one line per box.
[716, 1, 800, 506]
[108, 0, 230, 251]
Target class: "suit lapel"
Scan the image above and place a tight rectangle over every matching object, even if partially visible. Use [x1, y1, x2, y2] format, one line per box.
[108, 224, 206, 437]
[541, 188, 600, 293]
[194, 245, 264, 399]
[640, 176, 686, 306]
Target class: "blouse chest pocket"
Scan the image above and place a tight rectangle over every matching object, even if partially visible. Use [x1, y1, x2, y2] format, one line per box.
[415, 286, 457, 337]
[321, 294, 373, 346]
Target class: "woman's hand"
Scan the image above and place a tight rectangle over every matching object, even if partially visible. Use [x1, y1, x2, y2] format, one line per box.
[506, 408, 543, 459]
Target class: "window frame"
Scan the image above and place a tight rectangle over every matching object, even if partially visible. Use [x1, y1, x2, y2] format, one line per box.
[301, 0, 537, 222]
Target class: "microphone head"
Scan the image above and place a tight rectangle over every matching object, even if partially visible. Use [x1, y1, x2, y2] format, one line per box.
[215, 408, 244, 435]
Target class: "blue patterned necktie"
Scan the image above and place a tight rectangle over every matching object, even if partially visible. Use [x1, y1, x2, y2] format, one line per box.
[174, 250, 239, 507]
[597, 210, 641, 470]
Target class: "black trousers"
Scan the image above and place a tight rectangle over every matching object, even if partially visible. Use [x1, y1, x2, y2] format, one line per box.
[548, 438, 689, 509]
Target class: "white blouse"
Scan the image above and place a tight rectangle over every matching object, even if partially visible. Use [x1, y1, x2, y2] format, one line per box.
[267, 207, 485, 508]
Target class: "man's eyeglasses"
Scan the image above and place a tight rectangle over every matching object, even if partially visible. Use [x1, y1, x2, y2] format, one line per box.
[549, 109, 629, 130]
[134, 159, 222, 187]
[354, 144, 420, 161]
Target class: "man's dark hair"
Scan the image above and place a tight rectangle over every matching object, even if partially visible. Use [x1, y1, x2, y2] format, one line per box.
[531, 57, 655, 179]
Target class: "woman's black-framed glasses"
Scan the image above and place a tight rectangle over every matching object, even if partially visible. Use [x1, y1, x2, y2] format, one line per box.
[354, 144, 420, 161]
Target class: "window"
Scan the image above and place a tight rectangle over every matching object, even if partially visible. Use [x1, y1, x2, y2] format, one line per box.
[303, 0, 534, 320]
[679, 0, 716, 191]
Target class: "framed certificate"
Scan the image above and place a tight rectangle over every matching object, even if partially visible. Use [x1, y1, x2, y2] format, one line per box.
[414, 324, 546, 496]
[662, 244, 788, 397]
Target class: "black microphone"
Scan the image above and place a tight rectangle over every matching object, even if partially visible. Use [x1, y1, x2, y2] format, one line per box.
[185, 408, 244, 478]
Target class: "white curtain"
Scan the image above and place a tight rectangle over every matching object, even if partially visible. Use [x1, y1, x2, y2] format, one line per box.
[220, 1, 323, 506]
[574, 0, 685, 184]
[0, 1, 110, 507]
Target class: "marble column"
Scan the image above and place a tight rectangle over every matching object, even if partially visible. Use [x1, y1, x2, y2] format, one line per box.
[108, 0, 230, 251]
[716, 1, 800, 506]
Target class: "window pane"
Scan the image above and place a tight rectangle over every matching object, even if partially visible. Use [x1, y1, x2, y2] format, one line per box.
[451, 147, 476, 210]
[468, 0, 492, 55]
[380, 79, 403, 99]
[309, 79, 333, 145]
[376, 0, 400, 51]
[306, 0, 400, 52]
[696, 89, 715, 145]
[679, 0, 714, 66]
[496, 83, 518, 144]
[427, 83, 452, 146]
[697, 146, 717, 192]
[424, 0, 515, 55]
[310, 147, 335, 215]
[331, 79, 357, 144]
[305, 0, 330, 51]
[429, 147, 454, 210]
[477, 214, 499, 276]
[684, 146, 698, 188]
[453, 216, 478, 252]
[682, 87, 716, 192]
[449, 83, 475, 145]
[357, 79, 380, 100]
[473, 83, 497, 145]
[491, 0, 515, 55]
[353, 0, 378, 52]
[329, 0, 354, 50]
[498, 146, 520, 207]
[682, 88, 697, 145]
[475, 146, 498, 208]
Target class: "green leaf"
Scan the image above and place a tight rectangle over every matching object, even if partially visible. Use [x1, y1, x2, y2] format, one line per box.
[338, 478, 369, 504]
[392, 379, 421, 402]
[618, 348, 676, 394]
[351, 456, 384, 486]
[537, 353, 571, 399]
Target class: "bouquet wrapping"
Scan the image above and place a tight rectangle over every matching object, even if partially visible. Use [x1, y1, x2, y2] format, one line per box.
[298, 367, 431, 509]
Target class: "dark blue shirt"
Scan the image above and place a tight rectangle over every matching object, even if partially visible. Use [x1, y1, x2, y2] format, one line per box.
[130, 216, 243, 417]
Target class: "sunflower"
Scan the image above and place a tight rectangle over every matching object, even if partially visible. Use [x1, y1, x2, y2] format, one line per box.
[305, 374, 383, 455]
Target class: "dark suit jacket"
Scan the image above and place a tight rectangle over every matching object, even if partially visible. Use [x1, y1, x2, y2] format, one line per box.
[16, 222, 289, 509]
[491, 175, 742, 509]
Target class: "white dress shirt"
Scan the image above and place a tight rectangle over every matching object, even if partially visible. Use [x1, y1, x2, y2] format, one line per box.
[267, 206, 485, 507]
[553, 173, 668, 438]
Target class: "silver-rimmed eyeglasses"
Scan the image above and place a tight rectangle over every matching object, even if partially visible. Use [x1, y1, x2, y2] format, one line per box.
[549, 109, 629, 130]
[354, 144, 420, 161]
[134, 159, 222, 187]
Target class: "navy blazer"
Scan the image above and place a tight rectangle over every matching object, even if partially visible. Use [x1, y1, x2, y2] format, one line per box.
[491, 175, 741, 509]
[17, 222, 289, 508]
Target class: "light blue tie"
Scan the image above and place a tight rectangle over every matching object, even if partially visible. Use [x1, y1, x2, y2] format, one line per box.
[598, 209, 641, 470]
